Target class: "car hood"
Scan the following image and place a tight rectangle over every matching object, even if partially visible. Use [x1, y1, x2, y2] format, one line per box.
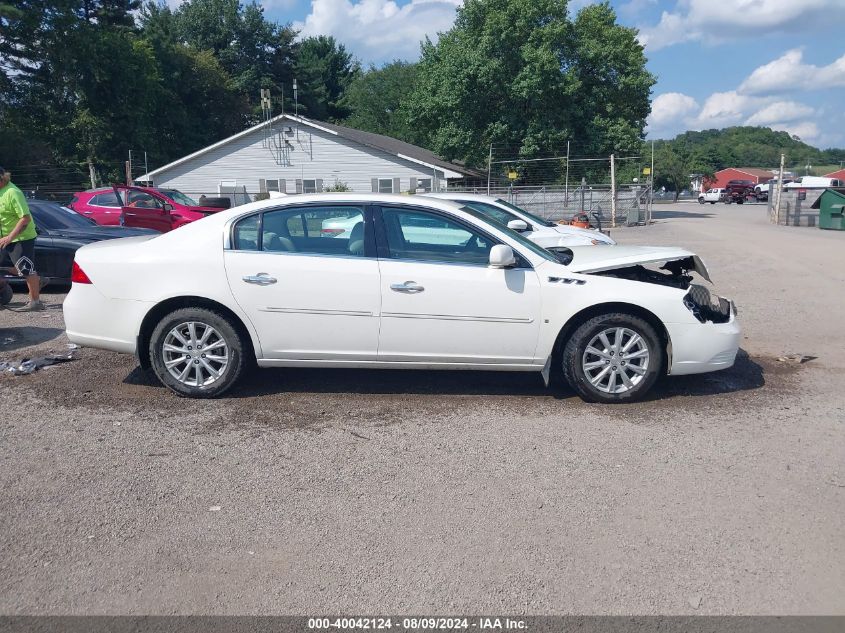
[551, 224, 615, 244]
[47, 226, 159, 240]
[565, 245, 711, 282]
[187, 206, 227, 214]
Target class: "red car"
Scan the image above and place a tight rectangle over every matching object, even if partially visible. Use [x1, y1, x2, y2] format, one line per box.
[69, 186, 226, 232]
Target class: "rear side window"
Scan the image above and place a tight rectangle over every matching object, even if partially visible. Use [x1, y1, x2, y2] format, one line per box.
[232, 214, 260, 250]
[91, 192, 120, 207]
[231, 206, 367, 257]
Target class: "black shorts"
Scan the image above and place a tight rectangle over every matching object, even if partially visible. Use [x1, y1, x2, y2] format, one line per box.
[3, 238, 37, 276]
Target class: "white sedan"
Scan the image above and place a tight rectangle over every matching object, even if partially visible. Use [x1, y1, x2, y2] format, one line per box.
[425, 193, 616, 246]
[64, 194, 740, 403]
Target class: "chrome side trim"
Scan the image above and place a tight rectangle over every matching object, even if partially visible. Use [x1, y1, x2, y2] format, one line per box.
[382, 312, 533, 324]
[260, 307, 374, 317]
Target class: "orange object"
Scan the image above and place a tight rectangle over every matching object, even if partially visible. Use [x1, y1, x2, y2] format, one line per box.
[569, 212, 590, 228]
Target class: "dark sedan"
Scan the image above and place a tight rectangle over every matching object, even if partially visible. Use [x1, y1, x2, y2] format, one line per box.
[1, 200, 157, 286]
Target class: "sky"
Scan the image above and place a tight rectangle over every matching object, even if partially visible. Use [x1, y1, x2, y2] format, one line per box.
[175, 0, 845, 149]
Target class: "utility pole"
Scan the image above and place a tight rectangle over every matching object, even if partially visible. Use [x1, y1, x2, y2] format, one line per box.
[487, 143, 493, 196]
[774, 152, 785, 225]
[649, 140, 655, 224]
[87, 160, 97, 189]
[564, 140, 570, 207]
[144, 152, 149, 183]
[610, 153, 617, 228]
[124, 161, 133, 186]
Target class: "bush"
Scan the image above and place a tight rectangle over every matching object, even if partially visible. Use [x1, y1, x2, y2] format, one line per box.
[324, 180, 352, 192]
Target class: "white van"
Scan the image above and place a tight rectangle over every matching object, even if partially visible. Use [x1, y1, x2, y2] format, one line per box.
[784, 176, 843, 190]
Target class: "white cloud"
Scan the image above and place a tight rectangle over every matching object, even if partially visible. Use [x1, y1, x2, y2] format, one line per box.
[638, 0, 845, 51]
[294, 0, 462, 63]
[692, 91, 767, 129]
[646, 90, 827, 144]
[766, 121, 822, 143]
[738, 49, 845, 95]
[647, 92, 699, 136]
[745, 101, 815, 126]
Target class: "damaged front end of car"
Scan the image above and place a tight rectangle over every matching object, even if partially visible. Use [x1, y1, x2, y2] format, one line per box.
[564, 247, 737, 325]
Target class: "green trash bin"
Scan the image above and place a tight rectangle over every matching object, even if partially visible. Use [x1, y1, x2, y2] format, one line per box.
[813, 188, 845, 230]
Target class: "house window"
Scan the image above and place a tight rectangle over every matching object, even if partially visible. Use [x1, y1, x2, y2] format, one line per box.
[266, 179, 281, 192]
[303, 179, 318, 194]
[378, 178, 394, 194]
[416, 178, 432, 193]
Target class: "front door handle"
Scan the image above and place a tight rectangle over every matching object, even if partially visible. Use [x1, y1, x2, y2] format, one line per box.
[390, 281, 424, 293]
[243, 273, 277, 286]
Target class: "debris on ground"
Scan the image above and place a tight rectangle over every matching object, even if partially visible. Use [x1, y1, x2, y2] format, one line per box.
[776, 354, 816, 364]
[0, 350, 78, 376]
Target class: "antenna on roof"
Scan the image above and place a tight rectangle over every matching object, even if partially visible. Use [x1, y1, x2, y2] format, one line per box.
[260, 88, 273, 149]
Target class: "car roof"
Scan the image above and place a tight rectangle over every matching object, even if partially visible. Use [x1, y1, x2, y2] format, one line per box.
[425, 192, 502, 203]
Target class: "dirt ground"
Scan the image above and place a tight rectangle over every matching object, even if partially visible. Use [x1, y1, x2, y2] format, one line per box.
[0, 201, 843, 615]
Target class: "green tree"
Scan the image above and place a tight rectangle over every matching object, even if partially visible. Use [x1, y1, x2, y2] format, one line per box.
[653, 141, 711, 200]
[342, 61, 417, 140]
[174, 0, 297, 120]
[406, 0, 654, 172]
[139, 2, 247, 164]
[295, 35, 359, 121]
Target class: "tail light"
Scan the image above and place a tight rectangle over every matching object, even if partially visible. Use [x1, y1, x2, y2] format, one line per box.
[71, 261, 92, 284]
[320, 228, 344, 236]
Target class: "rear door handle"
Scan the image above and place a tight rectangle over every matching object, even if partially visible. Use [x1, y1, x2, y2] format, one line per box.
[390, 281, 424, 293]
[243, 273, 277, 285]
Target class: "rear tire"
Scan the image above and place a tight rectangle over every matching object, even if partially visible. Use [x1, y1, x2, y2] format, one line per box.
[0, 282, 12, 306]
[149, 307, 246, 398]
[562, 313, 664, 403]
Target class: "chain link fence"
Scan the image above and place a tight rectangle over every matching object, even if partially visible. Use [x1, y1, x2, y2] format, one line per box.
[446, 183, 653, 227]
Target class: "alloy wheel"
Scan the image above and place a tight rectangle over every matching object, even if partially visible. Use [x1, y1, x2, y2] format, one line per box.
[581, 327, 650, 394]
[162, 321, 229, 387]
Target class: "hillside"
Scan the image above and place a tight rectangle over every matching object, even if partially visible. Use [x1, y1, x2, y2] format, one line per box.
[653, 127, 845, 173]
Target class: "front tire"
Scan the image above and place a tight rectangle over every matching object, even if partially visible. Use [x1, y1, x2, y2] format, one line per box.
[149, 307, 246, 398]
[698, 198, 705, 204]
[562, 313, 664, 403]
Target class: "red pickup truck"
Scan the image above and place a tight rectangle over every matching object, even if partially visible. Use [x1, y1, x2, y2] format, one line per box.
[723, 180, 756, 204]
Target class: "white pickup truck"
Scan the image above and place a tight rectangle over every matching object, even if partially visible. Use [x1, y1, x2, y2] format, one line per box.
[697, 188, 725, 204]
[754, 178, 792, 200]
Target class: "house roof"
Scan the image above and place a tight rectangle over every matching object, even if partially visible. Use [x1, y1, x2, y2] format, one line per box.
[716, 167, 777, 180]
[139, 114, 483, 181]
[824, 168, 845, 179]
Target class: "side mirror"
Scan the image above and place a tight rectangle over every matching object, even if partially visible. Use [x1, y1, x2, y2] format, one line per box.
[507, 219, 529, 232]
[162, 203, 173, 213]
[489, 244, 516, 268]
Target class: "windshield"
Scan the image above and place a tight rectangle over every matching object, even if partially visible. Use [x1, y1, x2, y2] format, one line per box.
[30, 202, 97, 229]
[459, 206, 557, 263]
[494, 198, 557, 227]
[157, 189, 199, 206]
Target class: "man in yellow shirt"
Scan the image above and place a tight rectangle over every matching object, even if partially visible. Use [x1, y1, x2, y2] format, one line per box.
[0, 166, 43, 311]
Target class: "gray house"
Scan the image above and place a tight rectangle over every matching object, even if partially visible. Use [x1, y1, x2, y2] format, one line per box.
[138, 114, 481, 204]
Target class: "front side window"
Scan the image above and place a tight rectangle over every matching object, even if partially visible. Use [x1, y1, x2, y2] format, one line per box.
[232, 205, 367, 257]
[125, 191, 162, 209]
[458, 200, 518, 228]
[381, 207, 496, 266]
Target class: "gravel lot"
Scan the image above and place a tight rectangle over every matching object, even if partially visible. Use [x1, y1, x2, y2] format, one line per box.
[0, 201, 843, 615]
